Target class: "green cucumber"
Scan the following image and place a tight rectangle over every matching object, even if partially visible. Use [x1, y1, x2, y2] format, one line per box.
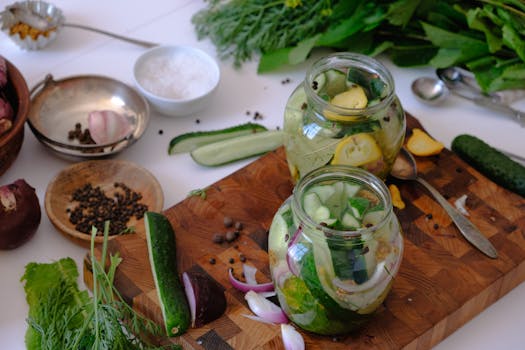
[168, 122, 267, 154]
[451, 134, 525, 197]
[190, 130, 283, 166]
[144, 212, 190, 337]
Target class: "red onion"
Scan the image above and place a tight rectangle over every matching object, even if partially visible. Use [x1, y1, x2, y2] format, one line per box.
[228, 266, 274, 293]
[87, 110, 133, 144]
[244, 290, 288, 324]
[0, 179, 41, 249]
[281, 324, 305, 350]
[286, 227, 303, 276]
[182, 270, 227, 328]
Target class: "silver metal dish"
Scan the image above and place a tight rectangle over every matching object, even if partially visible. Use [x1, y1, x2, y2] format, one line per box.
[28, 74, 149, 159]
[1, 1, 64, 50]
[1, 0, 156, 50]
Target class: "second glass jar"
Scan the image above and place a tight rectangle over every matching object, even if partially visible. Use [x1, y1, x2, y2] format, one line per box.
[283, 52, 406, 182]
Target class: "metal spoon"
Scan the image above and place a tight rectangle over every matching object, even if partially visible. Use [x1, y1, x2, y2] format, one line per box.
[391, 147, 498, 259]
[2, 2, 157, 49]
[411, 77, 449, 105]
[412, 75, 525, 127]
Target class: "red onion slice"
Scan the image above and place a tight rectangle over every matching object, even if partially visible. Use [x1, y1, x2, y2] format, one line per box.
[88, 110, 133, 144]
[182, 272, 197, 327]
[244, 290, 288, 324]
[286, 227, 303, 276]
[228, 267, 274, 293]
[281, 323, 305, 350]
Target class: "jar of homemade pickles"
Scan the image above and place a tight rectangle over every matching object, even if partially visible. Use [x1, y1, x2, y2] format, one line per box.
[268, 165, 403, 335]
[283, 52, 405, 182]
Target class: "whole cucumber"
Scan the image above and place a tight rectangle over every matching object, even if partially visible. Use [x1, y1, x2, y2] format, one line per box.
[451, 134, 525, 197]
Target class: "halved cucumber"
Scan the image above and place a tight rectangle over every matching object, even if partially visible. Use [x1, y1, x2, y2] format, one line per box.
[144, 212, 190, 337]
[168, 122, 267, 154]
[190, 130, 283, 166]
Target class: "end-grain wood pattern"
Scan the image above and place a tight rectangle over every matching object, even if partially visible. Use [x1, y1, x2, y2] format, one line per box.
[84, 114, 525, 349]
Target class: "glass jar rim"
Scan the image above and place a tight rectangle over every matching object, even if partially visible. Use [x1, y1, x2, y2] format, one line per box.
[292, 164, 393, 239]
[305, 52, 396, 118]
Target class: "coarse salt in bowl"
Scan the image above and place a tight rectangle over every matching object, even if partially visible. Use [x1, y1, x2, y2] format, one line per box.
[133, 45, 220, 117]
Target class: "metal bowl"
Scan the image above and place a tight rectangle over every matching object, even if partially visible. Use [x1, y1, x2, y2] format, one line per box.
[28, 74, 149, 159]
[1, 1, 65, 50]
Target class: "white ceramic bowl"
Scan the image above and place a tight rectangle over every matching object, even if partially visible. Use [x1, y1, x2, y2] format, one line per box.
[133, 45, 220, 117]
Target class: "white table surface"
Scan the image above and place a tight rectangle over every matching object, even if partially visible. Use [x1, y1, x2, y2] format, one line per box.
[1, 1, 524, 349]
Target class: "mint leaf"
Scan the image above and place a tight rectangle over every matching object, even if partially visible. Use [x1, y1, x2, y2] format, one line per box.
[258, 35, 320, 73]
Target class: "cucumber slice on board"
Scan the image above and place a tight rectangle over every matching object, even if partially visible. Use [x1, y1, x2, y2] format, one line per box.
[144, 212, 190, 337]
[168, 122, 267, 154]
[190, 130, 283, 166]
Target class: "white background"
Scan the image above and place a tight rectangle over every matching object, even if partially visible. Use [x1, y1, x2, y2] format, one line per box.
[0, 1, 524, 349]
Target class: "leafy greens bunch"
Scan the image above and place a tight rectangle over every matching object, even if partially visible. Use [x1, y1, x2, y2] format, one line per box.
[21, 223, 180, 350]
[192, 0, 525, 92]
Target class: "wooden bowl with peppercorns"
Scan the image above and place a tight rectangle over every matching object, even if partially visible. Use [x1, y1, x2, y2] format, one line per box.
[45, 159, 164, 247]
[0, 57, 30, 176]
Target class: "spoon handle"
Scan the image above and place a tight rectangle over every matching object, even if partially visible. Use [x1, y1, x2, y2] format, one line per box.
[64, 23, 158, 48]
[415, 177, 498, 259]
[471, 95, 525, 127]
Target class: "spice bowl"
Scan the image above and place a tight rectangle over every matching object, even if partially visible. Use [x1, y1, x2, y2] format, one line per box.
[27, 74, 150, 159]
[45, 159, 164, 247]
[0, 57, 30, 176]
[133, 45, 220, 117]
[1, 1, 65, 50]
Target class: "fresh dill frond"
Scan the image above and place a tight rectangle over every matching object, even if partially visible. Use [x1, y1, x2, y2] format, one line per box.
[192, 0, 333, 67]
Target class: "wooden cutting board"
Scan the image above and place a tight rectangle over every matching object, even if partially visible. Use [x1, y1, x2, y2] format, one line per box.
[84, 113, 525, 349]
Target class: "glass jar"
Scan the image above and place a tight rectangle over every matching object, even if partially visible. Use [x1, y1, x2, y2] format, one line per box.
[283, 52, 405, 182]
[268, 165, 403, 335]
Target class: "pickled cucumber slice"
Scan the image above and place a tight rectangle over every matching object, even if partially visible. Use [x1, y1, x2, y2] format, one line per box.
[331, 133, 382, 166]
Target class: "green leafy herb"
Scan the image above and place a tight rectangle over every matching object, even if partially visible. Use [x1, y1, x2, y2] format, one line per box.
[187, 187, 208, 199]
[21, 222, 181, 350]
[192, 0, 525, 92]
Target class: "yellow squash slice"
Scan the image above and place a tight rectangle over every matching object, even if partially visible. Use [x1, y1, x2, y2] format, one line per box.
[406, 128, 444, 156]
[331, 133, 382, 167]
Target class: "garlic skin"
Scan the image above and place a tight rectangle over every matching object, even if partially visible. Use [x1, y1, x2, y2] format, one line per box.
[88, 110, 133, 145]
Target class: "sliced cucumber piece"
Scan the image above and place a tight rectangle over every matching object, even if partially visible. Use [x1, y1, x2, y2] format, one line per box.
[303, 192, 322, 219]
[313, 72, 327, 92]
[313, 205, 331, 223]
[190, 130, 283, 166]
[168, 122, 267, 154]
[347, 197, 370, 219]
[308, 184, 336, 202]
[342, 212, 360, 229]
[144, 212, 190, 337]
[320, 69, 347, 97]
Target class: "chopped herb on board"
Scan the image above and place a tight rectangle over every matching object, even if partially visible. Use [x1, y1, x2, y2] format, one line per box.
[188, 187, 209, 199]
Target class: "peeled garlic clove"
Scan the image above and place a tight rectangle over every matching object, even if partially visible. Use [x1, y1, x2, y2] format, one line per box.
[88, 110, 133, 145]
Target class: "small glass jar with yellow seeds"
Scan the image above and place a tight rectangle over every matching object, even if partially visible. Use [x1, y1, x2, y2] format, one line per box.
[283, 52, 406, 182]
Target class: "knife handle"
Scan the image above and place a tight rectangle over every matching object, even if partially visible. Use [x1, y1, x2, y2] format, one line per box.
[415, 177, 498, 259]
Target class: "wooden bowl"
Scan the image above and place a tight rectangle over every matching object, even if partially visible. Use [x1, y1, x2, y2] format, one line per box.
[0, 58, 30, 176]
[45, 159, 164, 247]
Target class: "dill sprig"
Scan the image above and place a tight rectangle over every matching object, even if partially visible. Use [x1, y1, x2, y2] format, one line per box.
[192, 0, 333, 67]
[23, 222, 181, 350]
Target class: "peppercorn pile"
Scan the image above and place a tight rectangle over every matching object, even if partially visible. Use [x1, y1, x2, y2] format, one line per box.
[67, 182, 148, 235]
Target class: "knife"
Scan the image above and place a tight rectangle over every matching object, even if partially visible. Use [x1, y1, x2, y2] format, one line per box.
[416, 176, 498, 259]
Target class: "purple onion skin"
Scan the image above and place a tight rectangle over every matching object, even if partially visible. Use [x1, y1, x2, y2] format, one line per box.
[184, 270, 227, 328]
[0, 179, 41, 249]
